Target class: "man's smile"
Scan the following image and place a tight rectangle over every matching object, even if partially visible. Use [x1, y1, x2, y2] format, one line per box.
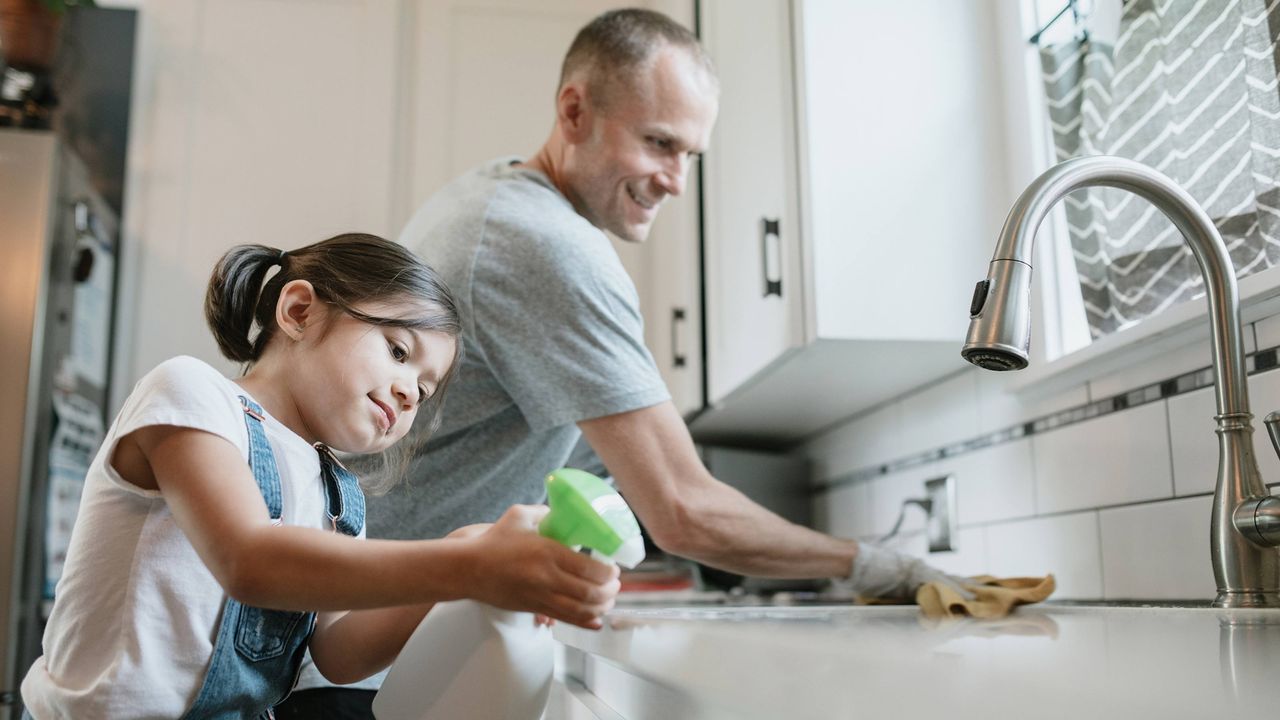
[626, 184, 659, 211]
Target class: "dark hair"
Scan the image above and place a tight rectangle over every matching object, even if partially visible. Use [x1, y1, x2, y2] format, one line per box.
[204, 232, 463, 494]
[559, 8, 717, 110]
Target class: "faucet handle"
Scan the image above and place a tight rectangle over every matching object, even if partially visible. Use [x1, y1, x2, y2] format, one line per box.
[875, 476, 958, 553]
[1264, 411, 1280, 461]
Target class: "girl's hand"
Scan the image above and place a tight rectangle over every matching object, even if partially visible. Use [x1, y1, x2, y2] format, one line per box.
[461, 505, 620, 630]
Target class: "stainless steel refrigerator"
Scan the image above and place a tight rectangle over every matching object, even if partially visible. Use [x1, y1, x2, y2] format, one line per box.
[0, 128, 117, 717]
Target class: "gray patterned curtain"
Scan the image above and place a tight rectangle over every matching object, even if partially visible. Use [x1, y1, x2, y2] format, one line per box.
[1041, 0, 1280, 338]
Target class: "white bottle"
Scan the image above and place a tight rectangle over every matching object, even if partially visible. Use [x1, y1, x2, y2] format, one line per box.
[372, 601, 555, 720]
[374, 469, 645, 719]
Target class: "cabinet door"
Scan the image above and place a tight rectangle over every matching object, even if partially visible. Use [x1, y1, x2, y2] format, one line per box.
[798, 0, 997, 342]
[700, 0, 805, 405]
[639, 131, 704, 417]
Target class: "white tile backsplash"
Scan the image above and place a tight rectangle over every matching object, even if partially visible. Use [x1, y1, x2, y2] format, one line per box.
[976, 366, 1088, 433]
[926, 526, 988, 578]
[813, 480, 873, 540]
[1253, 313, 1280, 348]
[803, 311, 1280, 602]
[896, 371, 980, 458]
[1168, 369, 1280, 496]
[940, 439, 1036, 526]
[868, 468, 933, 537]
[1087, 332, 1254, 400]
[985, 512, 1103, 599]
[1166, 385, 1219, 497]
[1098, 495, 1214, 600]
[974, 368, 1023, 434]
[1032, 401, 1173, 513]
[806, 402, 905, 479]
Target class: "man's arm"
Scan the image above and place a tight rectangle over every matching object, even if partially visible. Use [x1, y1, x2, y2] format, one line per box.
[578, 401, 858, 579]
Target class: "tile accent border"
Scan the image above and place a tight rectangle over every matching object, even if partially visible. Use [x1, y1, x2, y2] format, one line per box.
[812, 346, 1280, 493]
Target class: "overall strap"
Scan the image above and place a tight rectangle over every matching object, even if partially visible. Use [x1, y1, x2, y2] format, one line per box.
[238, 396, 283, 522]
[179, 397, 313, 720]
[314, 443, 365, 538]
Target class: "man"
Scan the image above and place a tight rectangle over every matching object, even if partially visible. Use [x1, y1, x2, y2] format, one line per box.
[282, 8, 961, 716]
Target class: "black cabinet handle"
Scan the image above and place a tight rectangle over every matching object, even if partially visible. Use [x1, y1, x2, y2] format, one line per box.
[671, 307, 687, 368]
[71, 200, 95, 283]
[761, 217, 782, 297]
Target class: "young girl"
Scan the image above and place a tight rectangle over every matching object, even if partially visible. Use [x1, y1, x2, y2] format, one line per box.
[20, 233, 619, 719]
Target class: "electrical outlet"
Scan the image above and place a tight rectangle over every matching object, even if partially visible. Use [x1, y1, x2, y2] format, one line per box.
[925, 475, 957, 553]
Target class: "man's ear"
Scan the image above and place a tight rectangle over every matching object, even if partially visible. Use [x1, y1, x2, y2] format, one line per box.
[276, 279, 319, 341]
[556, 81, 594, 144]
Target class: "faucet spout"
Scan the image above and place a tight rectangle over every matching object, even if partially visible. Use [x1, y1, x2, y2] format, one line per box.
[964, 155, 1280, 608]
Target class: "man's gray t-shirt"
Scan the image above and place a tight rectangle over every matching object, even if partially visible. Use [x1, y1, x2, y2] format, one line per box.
[366, 157, 671, 541]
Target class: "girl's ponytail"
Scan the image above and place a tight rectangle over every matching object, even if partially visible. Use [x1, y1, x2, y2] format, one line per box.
[202, 233, 462, 493]
[204, 244, 284, 363]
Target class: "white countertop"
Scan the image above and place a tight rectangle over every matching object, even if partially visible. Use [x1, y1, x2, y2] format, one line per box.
[553, 603, 1280, 719]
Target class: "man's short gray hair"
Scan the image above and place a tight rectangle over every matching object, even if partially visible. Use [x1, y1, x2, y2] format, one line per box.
[559, 8, 717, 110]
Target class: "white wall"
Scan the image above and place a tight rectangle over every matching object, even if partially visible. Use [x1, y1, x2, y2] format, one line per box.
[114, 0, 404, 412]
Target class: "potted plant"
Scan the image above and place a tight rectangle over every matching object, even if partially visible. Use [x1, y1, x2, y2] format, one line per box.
[0, 0, 94, 71]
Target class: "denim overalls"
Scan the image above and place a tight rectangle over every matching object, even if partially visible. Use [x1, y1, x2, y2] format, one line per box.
[178, 396, 365, 720]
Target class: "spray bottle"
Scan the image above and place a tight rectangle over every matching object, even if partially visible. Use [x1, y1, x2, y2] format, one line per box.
[372, 468, 645, 720]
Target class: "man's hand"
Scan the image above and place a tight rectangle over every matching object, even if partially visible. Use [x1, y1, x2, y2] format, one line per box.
[845, 542, 972, 601]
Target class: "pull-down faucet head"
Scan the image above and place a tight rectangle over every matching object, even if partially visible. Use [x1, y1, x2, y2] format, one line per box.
[962, 259, 1032, 371]
[965, 155, 1280, 608]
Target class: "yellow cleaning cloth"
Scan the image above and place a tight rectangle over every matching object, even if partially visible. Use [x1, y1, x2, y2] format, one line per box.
[916, 574, 1056, 619]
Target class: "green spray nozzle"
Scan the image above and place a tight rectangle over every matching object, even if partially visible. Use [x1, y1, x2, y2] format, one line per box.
[537, 468, 645, 568]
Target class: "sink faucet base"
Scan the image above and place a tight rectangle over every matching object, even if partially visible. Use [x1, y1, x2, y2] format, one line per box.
[1213, 591, 1280, 609]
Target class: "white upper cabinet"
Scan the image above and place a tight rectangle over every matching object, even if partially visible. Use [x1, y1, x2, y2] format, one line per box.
[692, 0, 1009, 444]
[699, 0, 807, 407]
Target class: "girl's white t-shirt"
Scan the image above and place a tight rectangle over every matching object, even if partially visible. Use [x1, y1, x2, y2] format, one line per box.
[21, 356, 336, 719]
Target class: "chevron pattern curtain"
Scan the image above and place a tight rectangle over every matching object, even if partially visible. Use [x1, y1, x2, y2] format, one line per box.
[1040, 0, 1280, 338]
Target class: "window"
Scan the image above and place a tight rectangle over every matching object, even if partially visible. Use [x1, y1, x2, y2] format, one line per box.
[1023, 0, 1280, 362]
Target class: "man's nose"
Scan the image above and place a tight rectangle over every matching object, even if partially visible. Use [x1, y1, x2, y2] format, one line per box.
[655, 158, 688, 197]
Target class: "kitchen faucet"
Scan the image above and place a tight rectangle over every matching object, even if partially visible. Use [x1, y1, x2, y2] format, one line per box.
[962, 155, 1280, 609]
